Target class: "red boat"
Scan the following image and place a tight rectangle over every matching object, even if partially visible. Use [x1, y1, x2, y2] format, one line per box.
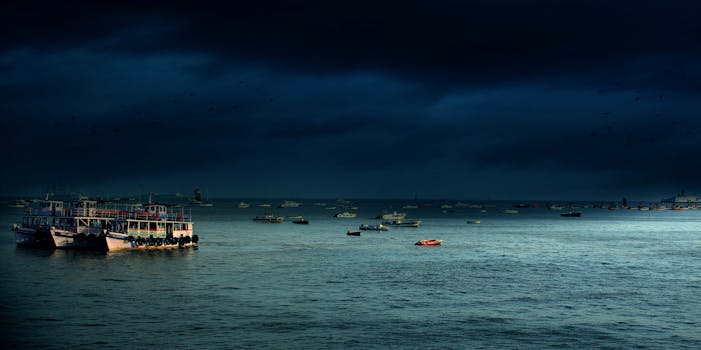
[415, 239, 442, 246]
[347, 230, 361, 236]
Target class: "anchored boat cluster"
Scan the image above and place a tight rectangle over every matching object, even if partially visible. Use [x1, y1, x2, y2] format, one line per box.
[12, 197, 199, 251]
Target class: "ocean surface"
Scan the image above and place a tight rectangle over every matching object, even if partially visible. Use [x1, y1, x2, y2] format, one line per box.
[1, 199, 699, 349]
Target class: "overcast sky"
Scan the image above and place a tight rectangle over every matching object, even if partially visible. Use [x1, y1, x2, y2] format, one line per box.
[1, 1, 700, 200]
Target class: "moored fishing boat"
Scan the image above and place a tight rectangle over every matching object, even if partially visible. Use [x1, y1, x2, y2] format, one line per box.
[103, 203, 198, 251]
[253, 214, 284, 223]
[382, 219, 422, 227]
[49, 199, 111, 250]
[359, 223, 389, 231]
[415, 239, 442, 246]
[560, 211, 582, 217]
[377, 211, 407, 220]
[334, 212, 357, 218]
[12, 198, 67, 248]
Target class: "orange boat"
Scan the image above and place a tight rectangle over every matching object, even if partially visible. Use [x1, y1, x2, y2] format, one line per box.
[415, 239, 442, 246]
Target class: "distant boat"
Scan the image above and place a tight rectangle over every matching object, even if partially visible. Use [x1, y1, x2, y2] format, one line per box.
[346, 230, 361, 236]
[287, 215, 304, 220]
[415, 239, 442, 246]
[466, 220, 481, 224]
[377, 211, 406, 220]
[238, 202, 250, 208]
[382, 219, 421, 227]
[560, 211, 581, 217]
[278, 200, 302, 208]
[439, 204, 453, 209]
[253, 215, 284, 223]
[258, 203, 272, 208]
[359, 224, 389, 231]
[334, 212, 357, 218]
[189, 188, 213, 206]
[501, 209, 519, 214]
[401, 204, 418, 209]
[292, 219, 309, 225]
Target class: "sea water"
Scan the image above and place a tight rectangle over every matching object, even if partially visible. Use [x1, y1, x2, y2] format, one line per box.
[0, 200, 699, 349]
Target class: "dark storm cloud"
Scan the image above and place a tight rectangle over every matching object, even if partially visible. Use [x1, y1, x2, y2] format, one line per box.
[1, 0, 700, 198]
[4, 1, 701, 84]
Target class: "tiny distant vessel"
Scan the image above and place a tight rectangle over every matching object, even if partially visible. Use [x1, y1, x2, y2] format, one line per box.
[547, 205, 564, 211]
[325, 206, 337, 210]
[188, 188, 213, 206]
[466, 220, 481, 224]
[287, 215, 304, 220]
[439, 204, 453, 209]
[382, 219, 422, 227]
[253, 215, 284, 223]
[278, 200, 302, 208]
[415, 239, 442, 246]
[359, 224, 389, 231]
[401, 204, 418, 209]
[292, 219, 309, 225]
[258, 203, 272, 208]
[346, 230, 361, 236]
[334, 212, 357, 218]
[560, 211, 581, 217]
[377, 211, 407, 220]
[501, 209, 519, 214]
[238, 202, 250, 208]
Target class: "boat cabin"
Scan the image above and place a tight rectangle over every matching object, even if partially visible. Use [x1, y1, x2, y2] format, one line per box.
[72, 200, 98, 217]
[38, 200, 65, 216]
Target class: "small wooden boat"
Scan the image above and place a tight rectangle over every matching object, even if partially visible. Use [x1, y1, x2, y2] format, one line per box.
[253, 215, 284, 223]
[382, 219, 422, 227]
[359, 224, 389, 231]
[415, 239, 442, 246]
[346, 230, 361, 236]
[560, 211, 581, 217]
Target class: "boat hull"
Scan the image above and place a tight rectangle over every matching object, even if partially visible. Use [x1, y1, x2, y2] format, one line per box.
[14, 226, 54, 248]
[104, 233, 198, 251]
[50, 228, 107, 250]
[415, 239, 442, 246]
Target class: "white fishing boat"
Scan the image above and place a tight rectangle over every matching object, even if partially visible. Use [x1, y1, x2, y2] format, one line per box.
[104, 203, 198, 251]
[359, 223, 389, 231]
[238, 202, 250, 208]
[253, 214, 284, 223]
[49, 199, 110, 250]
[377, 211, 407, 220]
[12, 198, 68, 248]
[278, 200, 302, 208]
[382, 219, 422, 227]
[334, 212, 357, 218]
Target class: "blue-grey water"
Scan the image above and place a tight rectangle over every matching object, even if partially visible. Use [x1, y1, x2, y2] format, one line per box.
[1, 200, 699, 349]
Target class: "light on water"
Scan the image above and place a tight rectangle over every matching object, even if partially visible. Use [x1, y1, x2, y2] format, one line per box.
[1, 200, 700, 349]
